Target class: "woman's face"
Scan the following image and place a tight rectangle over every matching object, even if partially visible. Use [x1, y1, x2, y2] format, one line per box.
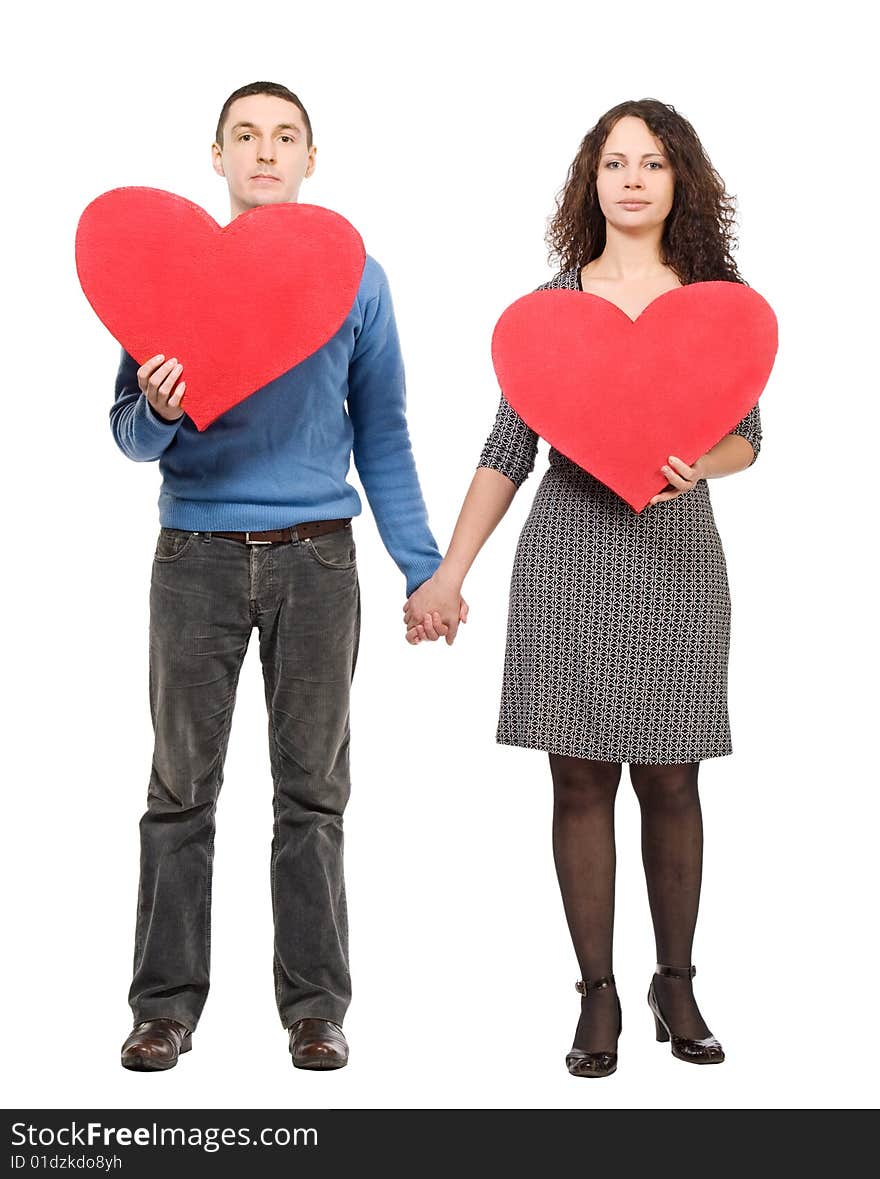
[595, 115, 675, 233]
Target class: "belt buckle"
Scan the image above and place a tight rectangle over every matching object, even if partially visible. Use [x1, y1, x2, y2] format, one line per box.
[244, 531, 272, 545]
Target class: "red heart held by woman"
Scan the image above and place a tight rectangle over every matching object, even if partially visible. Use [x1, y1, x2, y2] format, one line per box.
[491, 282, 777, 512]
[75, 188, 366, 430]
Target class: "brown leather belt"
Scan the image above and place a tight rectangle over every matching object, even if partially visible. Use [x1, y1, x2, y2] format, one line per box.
[211, 518, 351, 545]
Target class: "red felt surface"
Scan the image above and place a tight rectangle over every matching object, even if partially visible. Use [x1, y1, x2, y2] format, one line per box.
[491, 282, 778, 512]
[76, 187, 366, 430]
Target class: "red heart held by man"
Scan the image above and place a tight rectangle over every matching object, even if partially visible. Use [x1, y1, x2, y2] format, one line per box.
[491, 282, 777, 512]
[75, 188, 366, 430]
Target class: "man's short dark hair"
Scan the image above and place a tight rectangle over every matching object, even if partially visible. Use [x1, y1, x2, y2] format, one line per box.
[215, 81, 313, 149]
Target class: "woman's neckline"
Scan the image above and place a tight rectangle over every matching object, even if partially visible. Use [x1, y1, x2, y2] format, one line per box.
[573, 264, 685, 322]
[574, 264, 684, 290]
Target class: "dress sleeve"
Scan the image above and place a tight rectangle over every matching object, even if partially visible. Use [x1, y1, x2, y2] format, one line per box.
[476, 271, 575, 487]
[476, 391, 539, 488]
[727, 401, 763, 466]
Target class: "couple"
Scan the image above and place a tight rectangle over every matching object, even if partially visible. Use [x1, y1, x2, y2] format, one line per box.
[114, 81, 762, 1078]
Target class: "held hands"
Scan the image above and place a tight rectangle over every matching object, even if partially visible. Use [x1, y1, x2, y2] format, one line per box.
[138, 354, 186, 421]
[649, 454, 706, 505]
[399, 455, 705, 650]
[403, 569, 469, 646]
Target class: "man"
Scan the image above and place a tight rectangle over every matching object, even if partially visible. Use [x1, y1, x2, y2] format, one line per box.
[113, 81, 457, 1071]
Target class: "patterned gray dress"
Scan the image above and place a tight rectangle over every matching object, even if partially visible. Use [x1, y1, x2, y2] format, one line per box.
[478, 266, 762, 764]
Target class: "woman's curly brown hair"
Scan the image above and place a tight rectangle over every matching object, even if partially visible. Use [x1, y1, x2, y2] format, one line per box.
[547, 98, 744, 286]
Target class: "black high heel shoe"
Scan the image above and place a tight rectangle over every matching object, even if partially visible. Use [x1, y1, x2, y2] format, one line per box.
[647, 963, 725, 1064]
[565, 973, 622, 1078]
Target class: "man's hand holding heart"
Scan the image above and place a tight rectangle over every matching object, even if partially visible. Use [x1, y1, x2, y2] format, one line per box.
[139, 354, 187, 422]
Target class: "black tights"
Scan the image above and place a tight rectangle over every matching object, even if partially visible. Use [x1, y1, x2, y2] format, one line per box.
[549, 754, 713, 1050]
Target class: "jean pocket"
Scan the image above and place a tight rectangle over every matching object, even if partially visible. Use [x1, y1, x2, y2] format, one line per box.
[154, 527, 197, 562]
[304, 527, 357, 570]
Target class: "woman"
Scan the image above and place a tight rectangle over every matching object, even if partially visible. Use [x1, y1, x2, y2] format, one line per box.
[404, 99, 763, 1077]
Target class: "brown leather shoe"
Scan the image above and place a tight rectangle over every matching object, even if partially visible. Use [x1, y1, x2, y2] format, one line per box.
[120, 1019, 192, 1072]
[288, 1018, 348, 1070]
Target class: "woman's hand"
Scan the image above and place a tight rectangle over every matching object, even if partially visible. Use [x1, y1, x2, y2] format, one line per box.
[649, 454, 706, 505]
[403, 569, 469, 646]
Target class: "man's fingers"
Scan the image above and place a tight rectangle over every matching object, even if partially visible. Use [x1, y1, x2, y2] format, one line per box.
[137, 354, 166, 383]
[403, 604, 463, 632]
[143, 358, 183, 403]
[158, 363, 184, 397]
[146, 357, 178, 391]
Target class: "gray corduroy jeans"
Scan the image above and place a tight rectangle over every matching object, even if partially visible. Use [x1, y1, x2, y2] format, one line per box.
[128, 524, 360, 1032]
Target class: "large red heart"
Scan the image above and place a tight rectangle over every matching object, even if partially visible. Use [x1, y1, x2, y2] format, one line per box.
[491, 282, 777, 512]
[76, 187, 366, 430]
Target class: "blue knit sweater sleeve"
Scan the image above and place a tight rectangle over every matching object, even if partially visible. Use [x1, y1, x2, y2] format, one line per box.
[109, 349, 183, 461]
[348, 263, 442, 596]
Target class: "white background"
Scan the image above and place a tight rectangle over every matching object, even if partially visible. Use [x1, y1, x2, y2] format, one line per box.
[3, 0, 877, 1111]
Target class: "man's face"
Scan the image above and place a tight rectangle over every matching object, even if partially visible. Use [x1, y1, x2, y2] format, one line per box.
[212, 93, 317, 218]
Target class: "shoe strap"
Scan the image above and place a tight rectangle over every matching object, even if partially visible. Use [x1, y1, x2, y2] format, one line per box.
[655, 962, 696, 979]
[575, 973, 615, 995]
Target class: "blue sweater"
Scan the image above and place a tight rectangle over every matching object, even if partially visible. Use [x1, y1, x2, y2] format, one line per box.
[110, 255, 442, 596]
